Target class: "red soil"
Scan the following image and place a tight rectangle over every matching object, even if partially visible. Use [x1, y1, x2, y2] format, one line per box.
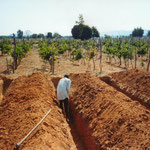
[1, 67, 150, 149]
[0, 75, 13, 103]
[0, 75, 13, 93]
[101, 69, 150, 108]
[0, 72, 77, 150]
[70, 73, 150, 149]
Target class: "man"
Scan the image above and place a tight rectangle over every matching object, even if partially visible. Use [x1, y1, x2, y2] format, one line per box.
[57, 75, 71, 122]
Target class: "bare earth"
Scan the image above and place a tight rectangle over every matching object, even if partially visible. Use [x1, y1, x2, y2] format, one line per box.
[0, 48, 126, 78]
[0, 47, 150, 149]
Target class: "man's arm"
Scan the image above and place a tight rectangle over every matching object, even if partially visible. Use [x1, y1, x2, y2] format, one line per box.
[66, 79, 71, 93]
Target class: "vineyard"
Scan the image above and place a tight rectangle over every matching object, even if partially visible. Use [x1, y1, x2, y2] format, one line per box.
[1, 37, 150, 74]
[0, 37, 150, 149]
[37, 37, 150, 73]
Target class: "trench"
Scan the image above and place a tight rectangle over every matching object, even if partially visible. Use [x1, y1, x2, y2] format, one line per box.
[1, 75, 95, 149]
[51, 77, 94, 150]
[100, 76, 150, 109]
[1, 73, 150, 149]
[69, 100, 99, 150]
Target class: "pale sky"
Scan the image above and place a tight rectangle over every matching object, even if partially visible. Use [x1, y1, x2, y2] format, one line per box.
[0, 0, 150, 36]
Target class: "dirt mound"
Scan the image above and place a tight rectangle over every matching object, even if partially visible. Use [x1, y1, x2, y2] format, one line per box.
[0, 72, 76, 150]
[0, 75, 13, 103]
[70, 73, 150, 149]
[101, 69, 150, 108]
[50, 76, 61, 90]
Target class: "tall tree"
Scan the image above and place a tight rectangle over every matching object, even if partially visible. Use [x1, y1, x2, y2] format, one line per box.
[131, 27, 144, 37]
[32, 34, 38, 39]
[17, 30, 23, 39]
[81, 25, 92, 40]
[71, 24, 92, 40]
[91, 26, 99, 38]
[75, 14, 84, 25]
[71, 25, 80, 39]
[147, 30, 150, 37]
[71, 14, 92, 40]
[76, 14, 84, 39]
[38, 33, 44, 38]
[53, 32, 61, 38]
[47, 32, 52, 38]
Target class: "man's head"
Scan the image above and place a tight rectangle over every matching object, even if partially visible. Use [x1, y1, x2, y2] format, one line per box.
[64, 74, 69, 79]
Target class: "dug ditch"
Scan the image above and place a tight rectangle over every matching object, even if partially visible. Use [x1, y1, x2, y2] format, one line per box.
[0, 72, 150, 149]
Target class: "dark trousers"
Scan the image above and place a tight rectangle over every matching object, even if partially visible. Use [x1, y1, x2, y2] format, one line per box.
[60, 98, 69, 119]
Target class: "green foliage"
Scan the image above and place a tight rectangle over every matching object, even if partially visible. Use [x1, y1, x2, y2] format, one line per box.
[91, 26, 99, 38]
[75, 14, 84, 25]
[137, 44, 147, 55]
[71, 25, 81, 39]
[38, 38, 149, 69]
[104, 38, 136, 63]
[38, 33, 45, 38]
[131, 27, 144, 37]
[53, 32, 61, 38]
[32, 34, 38, 38]
[71, 24, 92, 40]
[72, 14, 92, 40]
[75, 49, 82, 60]
[22, 41, 30, 53]
[89, 50, 96, 59]
[0, 39, 12, 55]
[81, 25, 92, 40]
[11, 40, 31, 63]
[58, 45, 65, 54]
[147, 31, 150, 37]
[39, 41, 56, 61]
[11, 45, 26, 60]
[17, 30, 23, 39]
[47, 32, 52, 38]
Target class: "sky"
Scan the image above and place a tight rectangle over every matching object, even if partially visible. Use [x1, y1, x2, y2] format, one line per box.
[0, 0, 150, 36]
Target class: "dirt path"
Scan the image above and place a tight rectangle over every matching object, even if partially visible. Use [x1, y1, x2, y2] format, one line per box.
[10, 48, 45, 79]
[0, 46, 126, 78]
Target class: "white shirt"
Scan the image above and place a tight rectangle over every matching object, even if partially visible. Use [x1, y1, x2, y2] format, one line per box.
[57, 77, 71, 100]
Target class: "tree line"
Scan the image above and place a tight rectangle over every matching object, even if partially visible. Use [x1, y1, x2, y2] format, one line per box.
[71, 15, 150, 40]
[16, 30, 62, 39]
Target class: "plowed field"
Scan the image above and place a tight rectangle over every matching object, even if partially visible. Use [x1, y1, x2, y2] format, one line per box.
[101, 69, 150, 108]
[0, 73, 77, 150]
[69, 73, 150, 149]
[0, 48, 150, 149]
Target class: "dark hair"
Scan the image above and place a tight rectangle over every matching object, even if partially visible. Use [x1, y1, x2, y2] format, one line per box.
[64, 75, 69, 78]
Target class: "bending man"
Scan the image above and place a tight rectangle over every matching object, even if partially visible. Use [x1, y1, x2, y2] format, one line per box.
[57, 75, 71, 122]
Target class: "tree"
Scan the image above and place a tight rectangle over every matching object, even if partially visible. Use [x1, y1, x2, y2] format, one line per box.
[131, 27, 144, 37]
[17, 30, 23, 39]
[53, 32, 61, 38]
[37, 33, 45, 38]
[80, 25, 92, 40]
[91, 26, 99, 38]
[147, 30, 150, 37]
[104, 34, 112, 39]
[71, 25, 80, 39]
[75, 14, 84, 25]
[71, 15, 92, 40]
[71, 24, 92, 40]
[32, 34, 38, 39]
[47, 32, 52, 38]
